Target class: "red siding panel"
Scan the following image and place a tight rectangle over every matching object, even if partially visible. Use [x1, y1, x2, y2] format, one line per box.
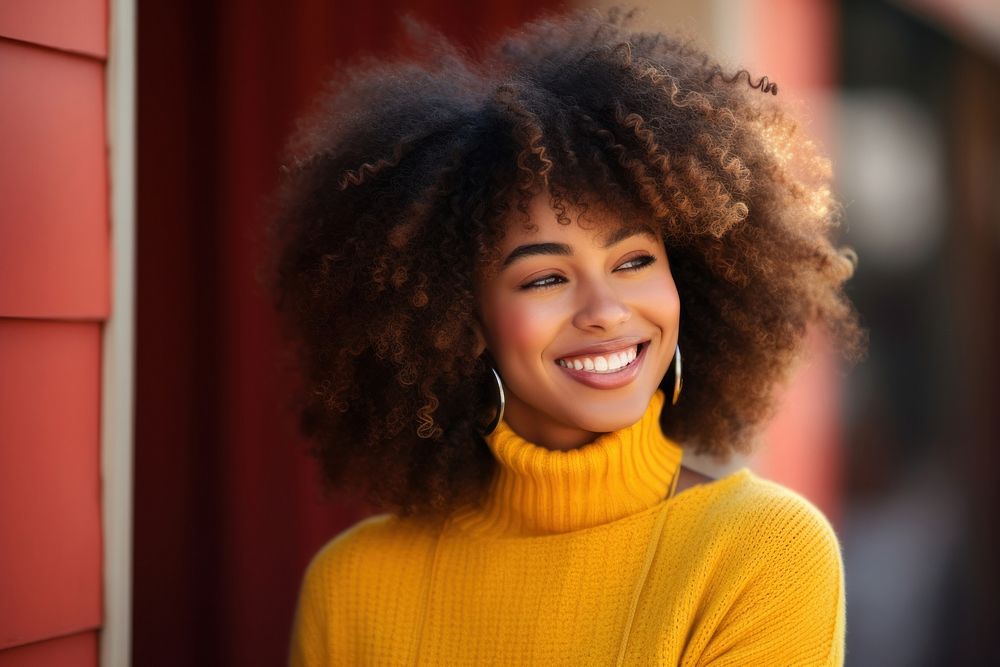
[0, 320, 102, 650]
[0, 631, 97, 667]
[0, 40, 108, 320]
[0, 1, 106, 59]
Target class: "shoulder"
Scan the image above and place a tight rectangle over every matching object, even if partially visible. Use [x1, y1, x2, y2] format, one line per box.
[739, 471, 842, 554]
[674, 468, 844, 580]
[304, 512, 439, 584]
[291, 514, 437, 665]
[678, 471, 846, 664]
[294, 514, 439, 633]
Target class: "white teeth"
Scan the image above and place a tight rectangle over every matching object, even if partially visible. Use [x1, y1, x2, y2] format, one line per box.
[557, 344, 642, 374]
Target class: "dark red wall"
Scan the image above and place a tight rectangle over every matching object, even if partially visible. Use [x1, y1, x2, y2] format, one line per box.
[134, 2, 561, 665]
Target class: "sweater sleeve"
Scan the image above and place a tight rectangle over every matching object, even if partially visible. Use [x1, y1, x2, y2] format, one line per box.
[697, 490, 846, 667]
[288, 546, 331, 667]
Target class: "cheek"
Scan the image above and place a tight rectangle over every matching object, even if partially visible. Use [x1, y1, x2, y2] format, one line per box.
[485, 294, 562, 360]
[637, 270, 680, 324]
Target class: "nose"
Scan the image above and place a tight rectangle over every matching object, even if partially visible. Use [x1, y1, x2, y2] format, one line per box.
[571, 276, 631, 331]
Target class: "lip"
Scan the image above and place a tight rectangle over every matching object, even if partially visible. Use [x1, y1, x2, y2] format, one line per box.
[556, 336, 647, 359]
[555, 341, 649, 390]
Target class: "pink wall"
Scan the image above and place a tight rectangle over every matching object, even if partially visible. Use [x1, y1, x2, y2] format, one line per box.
[743, 0, 846, 524]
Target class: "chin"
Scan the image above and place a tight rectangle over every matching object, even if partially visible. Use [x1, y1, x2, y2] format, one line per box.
[562, 392, 651, 433]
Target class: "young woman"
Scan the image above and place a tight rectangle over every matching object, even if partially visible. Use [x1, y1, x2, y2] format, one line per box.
[268, 8, 863, 665]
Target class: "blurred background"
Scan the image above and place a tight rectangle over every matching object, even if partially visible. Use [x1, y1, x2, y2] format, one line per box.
[1, 0, 997, 665]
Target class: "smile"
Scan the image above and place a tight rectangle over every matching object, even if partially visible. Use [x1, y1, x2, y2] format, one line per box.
[555, 342, 649, 389]
[557, 343, 640, 372]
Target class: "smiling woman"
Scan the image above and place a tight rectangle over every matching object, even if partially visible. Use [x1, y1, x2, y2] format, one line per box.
[265, 7, 863, 665]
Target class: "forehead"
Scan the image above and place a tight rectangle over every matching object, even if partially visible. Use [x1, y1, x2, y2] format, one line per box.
[498, 192, 642, 248]
[474, 192, 657, 284]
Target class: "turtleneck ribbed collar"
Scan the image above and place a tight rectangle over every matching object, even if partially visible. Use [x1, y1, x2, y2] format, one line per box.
[451, 389, 684, 537]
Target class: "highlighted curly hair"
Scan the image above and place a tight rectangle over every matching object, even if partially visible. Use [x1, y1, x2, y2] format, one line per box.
[264, 8, 864, 517]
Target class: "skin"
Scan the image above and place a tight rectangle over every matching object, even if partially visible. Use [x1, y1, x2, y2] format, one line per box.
[473, 192, 681, 451]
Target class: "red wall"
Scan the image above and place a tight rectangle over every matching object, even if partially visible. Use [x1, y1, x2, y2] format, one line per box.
[0, 1, 107, 664]
[134, 2, 559, 665]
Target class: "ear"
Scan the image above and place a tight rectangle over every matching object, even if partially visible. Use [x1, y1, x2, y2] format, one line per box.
[471, 316, 488, 358]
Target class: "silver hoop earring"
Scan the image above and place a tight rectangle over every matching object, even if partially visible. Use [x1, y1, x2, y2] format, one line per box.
[482, 365, 506, 436]
[672, 345, 683, 406]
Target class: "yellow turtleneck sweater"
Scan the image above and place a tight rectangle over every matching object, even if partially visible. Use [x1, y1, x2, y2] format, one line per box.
[289, 390, 846, 666]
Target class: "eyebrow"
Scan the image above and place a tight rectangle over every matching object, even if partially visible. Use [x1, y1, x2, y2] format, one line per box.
[501, 227, 652, 268]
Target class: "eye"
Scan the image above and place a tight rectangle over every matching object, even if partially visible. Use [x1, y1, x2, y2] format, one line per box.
[520, 274, 567, 291]
[615, 254, 657, 272]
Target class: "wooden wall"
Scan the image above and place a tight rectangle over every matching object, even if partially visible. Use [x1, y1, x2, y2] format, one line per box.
[0, 1, 108, 664]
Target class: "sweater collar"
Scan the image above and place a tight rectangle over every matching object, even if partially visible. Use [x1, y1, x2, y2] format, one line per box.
[452, 389, 684, 537]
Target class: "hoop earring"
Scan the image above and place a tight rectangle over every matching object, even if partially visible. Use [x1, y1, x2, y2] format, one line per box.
[482, 365, 506, 436]
[672, 345, 683, 406]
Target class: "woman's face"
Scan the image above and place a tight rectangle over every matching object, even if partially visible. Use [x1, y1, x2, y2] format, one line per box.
[474, 193, 680, 450]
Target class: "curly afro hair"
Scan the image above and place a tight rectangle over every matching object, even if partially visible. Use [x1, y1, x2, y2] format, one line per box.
[264, 8, 864, 518]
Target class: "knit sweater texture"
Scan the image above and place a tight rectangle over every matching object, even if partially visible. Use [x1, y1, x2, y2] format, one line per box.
[289, 389, 846, 665]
